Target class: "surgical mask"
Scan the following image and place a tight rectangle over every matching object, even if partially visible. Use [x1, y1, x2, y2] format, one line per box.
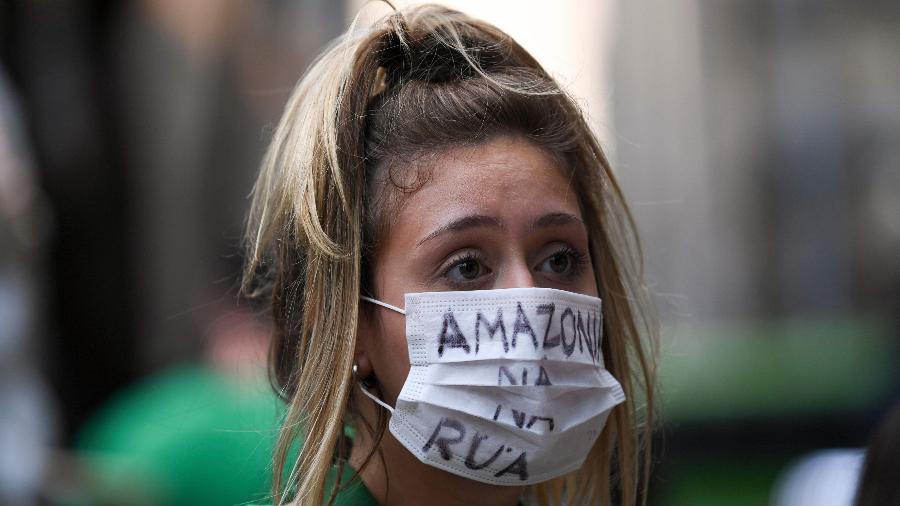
[359, 287, 625, 486]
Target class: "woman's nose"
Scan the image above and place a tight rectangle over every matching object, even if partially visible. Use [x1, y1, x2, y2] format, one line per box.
[495, 256, 536, 289]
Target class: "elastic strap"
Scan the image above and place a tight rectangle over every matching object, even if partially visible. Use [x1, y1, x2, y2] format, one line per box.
[360, 295, 406, 315]
[358, 383, 395, 414]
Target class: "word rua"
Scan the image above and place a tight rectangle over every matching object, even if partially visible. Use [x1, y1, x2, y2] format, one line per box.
[437, 302, 602, 362]
[423, 417, 529, 481]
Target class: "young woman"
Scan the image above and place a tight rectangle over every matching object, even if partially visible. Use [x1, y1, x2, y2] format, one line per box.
[242, 4, 657, 505]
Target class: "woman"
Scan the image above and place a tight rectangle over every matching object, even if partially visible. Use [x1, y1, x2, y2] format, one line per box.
[242, 3, 657, 505]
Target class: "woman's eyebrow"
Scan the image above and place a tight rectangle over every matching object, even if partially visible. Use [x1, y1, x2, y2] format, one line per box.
[417, 214, 504, 247]
[532, 212, 585, 229]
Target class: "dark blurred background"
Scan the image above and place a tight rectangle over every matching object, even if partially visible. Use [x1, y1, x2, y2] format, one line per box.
[0, 1, 897, 505]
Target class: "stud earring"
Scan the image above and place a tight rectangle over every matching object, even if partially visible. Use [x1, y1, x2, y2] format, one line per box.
[352, 363, 376, 388]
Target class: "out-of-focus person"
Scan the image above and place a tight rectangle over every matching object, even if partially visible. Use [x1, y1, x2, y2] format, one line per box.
[855, 403, 900, 506]
[771, 401, 900, 506]
[0, 67, 57, 506]
[772, 448, 865, 506]
[68, 300, 287, 506]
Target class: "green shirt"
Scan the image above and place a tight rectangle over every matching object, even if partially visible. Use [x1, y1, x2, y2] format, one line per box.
[247, 463, 374, 506]
[75, 365, 285, 505]
[320, 463, 525, 506]
[322, 462, 377, 505]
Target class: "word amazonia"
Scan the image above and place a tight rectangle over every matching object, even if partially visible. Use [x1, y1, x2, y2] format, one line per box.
[436, 302, 602, 362]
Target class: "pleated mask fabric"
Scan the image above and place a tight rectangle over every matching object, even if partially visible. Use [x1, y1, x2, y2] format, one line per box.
[360, 287, 625, 485]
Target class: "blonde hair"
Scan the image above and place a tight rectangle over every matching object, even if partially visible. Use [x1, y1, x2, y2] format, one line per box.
[242, 3, 657, 505]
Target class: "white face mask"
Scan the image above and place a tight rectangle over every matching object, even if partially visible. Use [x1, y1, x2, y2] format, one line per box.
[359, 287, 625, 486]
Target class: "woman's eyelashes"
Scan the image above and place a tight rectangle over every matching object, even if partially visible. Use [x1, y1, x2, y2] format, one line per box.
[536, 245, 589, 280]
[441, 250, 490, 287]
[437, 244, 589, 288]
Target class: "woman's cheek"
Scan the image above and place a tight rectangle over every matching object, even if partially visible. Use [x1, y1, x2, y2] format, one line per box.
[377, 316, 412, 405]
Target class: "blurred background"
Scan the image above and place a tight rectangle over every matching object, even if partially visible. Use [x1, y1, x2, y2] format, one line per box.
[0, 0, 897, 505]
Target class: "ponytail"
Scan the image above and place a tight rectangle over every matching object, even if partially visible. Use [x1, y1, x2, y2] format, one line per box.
[242, 10, 401, 505]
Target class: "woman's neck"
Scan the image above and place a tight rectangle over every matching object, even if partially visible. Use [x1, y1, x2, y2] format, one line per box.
[348, 415, 523, 506]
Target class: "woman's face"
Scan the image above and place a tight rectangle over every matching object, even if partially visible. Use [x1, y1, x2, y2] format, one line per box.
[359, 135, 598, 405]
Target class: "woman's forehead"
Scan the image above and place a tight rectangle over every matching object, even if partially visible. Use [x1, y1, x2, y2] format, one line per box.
[422, 137, 573, 195]
[392, 136, 583, 240]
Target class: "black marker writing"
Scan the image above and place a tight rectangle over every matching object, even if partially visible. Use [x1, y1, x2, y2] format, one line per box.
[575, 310, 587, 355]
[593, 310, 603, 362]
[493, 405, 555, 432]
[494, 451, 528, 481]
[464, 432, 504, 470]
[526, 416, 554, 431]
[536, 365, 552, 385]
[497, 365, 552, 386]
[422, 417, 465, 460]
[437, 310, 470, 357]
[537, 303, 559, 349]
[560, 307, 576, 357]
[511, 302, 538, 349]
[422, 416, 530, 480]
[512, 409, 526, 428]
[498, 366, 518, 385]
[475, 308, 507, 353]
[433, 303, 601, 361]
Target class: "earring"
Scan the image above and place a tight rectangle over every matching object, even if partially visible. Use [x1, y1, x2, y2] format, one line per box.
[353, 363, 376, 388]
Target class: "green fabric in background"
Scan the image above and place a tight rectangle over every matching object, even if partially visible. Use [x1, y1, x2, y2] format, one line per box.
[659, 316, 897, 421]
[652, 315, 896, 506]
[657, 455, 786, 506]
[74, 365, 285, 506]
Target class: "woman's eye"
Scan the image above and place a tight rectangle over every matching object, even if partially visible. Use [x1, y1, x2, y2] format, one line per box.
[545, 252, 571, 273]
[538, 247, 587, 277]
[458, 259, 481, 279]
[448, 258, 482, 281]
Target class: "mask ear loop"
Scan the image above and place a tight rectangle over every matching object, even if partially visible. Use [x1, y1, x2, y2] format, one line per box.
[360, 295, 406, 315]
[353, 363, 395, 414]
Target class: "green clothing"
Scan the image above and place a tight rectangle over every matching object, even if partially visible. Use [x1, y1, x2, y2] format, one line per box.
[323, 462, 377, 505]
[75, 365, 524, 505]
[318, 463, 527, 506]
[75, 365, 286, 506]
[247, 463, 375, 505]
